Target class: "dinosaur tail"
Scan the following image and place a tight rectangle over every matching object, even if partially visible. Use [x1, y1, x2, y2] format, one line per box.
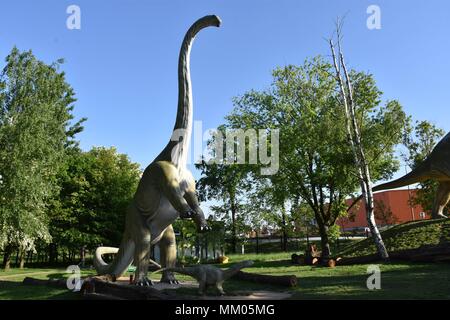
[347, 161, 430, 212]
[152, 267, 194, 277]
[372, 162, 429, 192]
[94, 236, 135, 278]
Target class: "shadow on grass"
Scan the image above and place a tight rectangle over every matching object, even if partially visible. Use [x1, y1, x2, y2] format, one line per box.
[0, 280, 79, 300]
[292, 262, 450, 300]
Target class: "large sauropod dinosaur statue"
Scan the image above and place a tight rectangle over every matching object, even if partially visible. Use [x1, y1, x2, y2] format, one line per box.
[93, 15, 222, 286]
[348, 132, 450, 219]
[153, 260, 254, 295]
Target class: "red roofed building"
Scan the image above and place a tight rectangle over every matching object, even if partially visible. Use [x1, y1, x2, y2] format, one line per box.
[338, 189, 427, 232]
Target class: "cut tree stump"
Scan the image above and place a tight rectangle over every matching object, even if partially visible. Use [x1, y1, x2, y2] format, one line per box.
[326, 259, 336, 268]
[233, 271, 298, 287]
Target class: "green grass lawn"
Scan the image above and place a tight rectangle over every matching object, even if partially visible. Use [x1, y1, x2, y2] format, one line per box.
[1, 260, 449, 300]
[1, 219, 449, 300]
[0, 268, 97, 300]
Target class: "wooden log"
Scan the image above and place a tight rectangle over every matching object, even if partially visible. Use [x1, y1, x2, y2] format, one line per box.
[335, 254, 381, 266]
[291, 254, 304, 265]
[23, 277, 67, 288]
[233, 271, 298, 287]
[81, 277, 177, 300]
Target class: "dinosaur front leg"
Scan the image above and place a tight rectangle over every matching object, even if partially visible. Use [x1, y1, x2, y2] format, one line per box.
[184, 190, 210, 232]
[159, 225, 179, 284]
[432, 181, 450, 219]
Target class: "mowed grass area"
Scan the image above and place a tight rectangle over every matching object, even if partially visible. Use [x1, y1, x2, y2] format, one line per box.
[1, 219, 449, 300]
[1, 259, 449, 300]
[0, 268, 97, 300]
[338, 218, 450, 257]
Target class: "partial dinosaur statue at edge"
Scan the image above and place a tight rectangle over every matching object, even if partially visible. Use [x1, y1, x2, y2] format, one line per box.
[153, 260, 254, 295]
[93, 15, 222, 286]
[348, 132, 450, 219]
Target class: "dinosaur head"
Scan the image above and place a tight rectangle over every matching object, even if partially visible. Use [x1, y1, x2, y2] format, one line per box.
[202, 15, 222, 28]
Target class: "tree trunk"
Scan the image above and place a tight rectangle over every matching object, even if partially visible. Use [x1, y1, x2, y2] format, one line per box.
[26, 251, 31, 265]
[230, 194, 237, 254]
[80, 246, 86, 268]
[48, 243, 56, 265]
[281, 207, 288, 252]
[330, 36, 389, 260]
[316, 216, 331, 259]
[195, 236, 200, 260]
[255, 231, 259, 254]
[15, 250, 19, 267]
[19, 250, 26, 269]
[2, 244, 13, 270]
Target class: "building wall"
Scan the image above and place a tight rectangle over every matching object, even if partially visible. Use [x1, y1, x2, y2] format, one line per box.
[338, 189, 426, 231]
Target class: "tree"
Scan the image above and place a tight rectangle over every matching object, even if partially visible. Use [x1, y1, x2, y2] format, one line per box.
[402, 120, 447, 215]
[196, 158, 250, 254]
[374, 200, 398, 226]
[0, 48, 83, 269]
[48, 147, 141, 263]
[227, 56, 407, 259]
[329, 25, 391, 260]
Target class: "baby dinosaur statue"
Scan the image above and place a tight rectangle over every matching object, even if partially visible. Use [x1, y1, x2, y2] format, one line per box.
[93, 15, 222, 286]
[349, 132, 450, 219]
[155, 260, 254, 295]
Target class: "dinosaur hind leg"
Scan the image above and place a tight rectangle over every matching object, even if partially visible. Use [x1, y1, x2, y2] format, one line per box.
[159, 225, 179, 284]
[432, 181, 450, 219]
[130, 207, 152, 286]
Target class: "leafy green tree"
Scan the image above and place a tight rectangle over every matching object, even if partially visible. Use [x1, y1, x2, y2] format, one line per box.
[196, 158, 250, 254]
[0, 48, 83, 269]
[226, 57, 407, 258]
[402, 120, 447, 215]
[48, 147, 141, 263]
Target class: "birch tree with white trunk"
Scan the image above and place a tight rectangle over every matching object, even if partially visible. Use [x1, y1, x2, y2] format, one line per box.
[329, 22, 389, 260]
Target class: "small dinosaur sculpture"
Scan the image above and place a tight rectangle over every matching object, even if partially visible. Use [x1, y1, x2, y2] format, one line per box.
[349, 132, 450, 219]
[93, 15, 222, 286]
[155, 260, 254, 295]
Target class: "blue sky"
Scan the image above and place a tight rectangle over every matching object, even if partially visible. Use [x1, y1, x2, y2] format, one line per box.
[1, 0, 449, 182]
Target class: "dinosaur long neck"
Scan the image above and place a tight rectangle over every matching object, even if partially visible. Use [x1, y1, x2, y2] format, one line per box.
[155, 15, 221, 169]
[170, 24, 195, 168]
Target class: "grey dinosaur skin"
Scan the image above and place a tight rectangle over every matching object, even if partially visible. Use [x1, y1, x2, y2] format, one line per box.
[350, 132, 450, 219]
[93, 15, 222, 286]
[157, 260, 254, 295]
